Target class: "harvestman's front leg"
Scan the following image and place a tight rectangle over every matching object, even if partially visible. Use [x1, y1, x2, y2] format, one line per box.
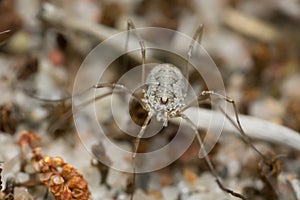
[185, 24, 204, 91]
[125, 20, 149, 200]
[179, 114, 247, 200]
[126, 19, 146, 84]
[93, 83, 146, 109]
[47, 83, 146, 134]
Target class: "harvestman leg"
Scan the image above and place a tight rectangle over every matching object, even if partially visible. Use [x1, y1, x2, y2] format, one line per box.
[125, 20, 151, 200]
[130, 113, 152, 200]
[47, 83, 146, 134]
[126, 19, 146, 83]
[185, 24, 204, 91]
[27, 83, 144, 107]
[93, 83, 145, 109]
[200, 91, 266, 159]
[185, 25, 277, 197]
[201, 91, 281, 197]
[179, 114, 247, 200]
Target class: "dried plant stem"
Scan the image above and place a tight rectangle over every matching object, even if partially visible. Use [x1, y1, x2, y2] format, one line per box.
[287, 176, 300, 200]
[222, 8, 280, 43]
[181, 107, 300, 151]
[39, 3, 154, 63]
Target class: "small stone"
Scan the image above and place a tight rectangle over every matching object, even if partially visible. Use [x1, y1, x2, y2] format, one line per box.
[16, 172, 29, 183]
[227, 159, 241, 177]
[14, 187, 34, 200]
[162, 186, 178, 200]
[183, 168, 197, 184]
[187, 193, 214, 200]
[160, 173, 173, 187]
[281, 74, 300, 100]
[48, 49, 64, 66]
[81, 166, 100, 188]
[7, 31, 30, 54]
[133, 189, 156, 200]
[249, 97, 284, 122]
[106, 169, 128, 188]
[117, 193, 127, 200]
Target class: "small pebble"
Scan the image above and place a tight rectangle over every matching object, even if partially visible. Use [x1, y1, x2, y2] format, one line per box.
[249, 97, 284, 122]
[281, 74, 300, 100]
[162, 186, 179, 200]
[16, 172, 29, 183]
[133, 189, 156, 200]
[7, 31, 30, 54]
[14, 187, 34, 200]
[48, 49, 64, 66]
[227, 159, 241, 177]
[183, 168, 197, 184]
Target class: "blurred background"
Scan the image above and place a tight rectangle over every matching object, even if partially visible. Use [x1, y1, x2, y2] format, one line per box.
[0, 0, 300, 199]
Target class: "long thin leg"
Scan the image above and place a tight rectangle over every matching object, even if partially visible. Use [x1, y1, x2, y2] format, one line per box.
[182, 95, 211, 112]
[180, 114, 247, 200]
[25, 82, 146, 110]
[23, 86, 94, 103]
[200, 91, 282, 197]
[185, 24, 204, 92]
[48, 91, 115, 134]
[93, 83, 146, 109]
[131, 113, 152, 200]
[200, 90, 266, 159]
[201, 91, 282, 199]
[126, 19, 146, 84]
[48, 83, 146, 134]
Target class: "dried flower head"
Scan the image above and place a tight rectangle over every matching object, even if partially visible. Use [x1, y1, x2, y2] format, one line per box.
[17, 131, 91, 200]
[31, 148, 91, 200]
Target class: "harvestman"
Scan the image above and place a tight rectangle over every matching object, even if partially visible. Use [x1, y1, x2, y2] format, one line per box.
[25, 22, 276, 199]
[120, 20, 276, 200]
[122, 20, 248, 200]
[69, 20, 272, 199]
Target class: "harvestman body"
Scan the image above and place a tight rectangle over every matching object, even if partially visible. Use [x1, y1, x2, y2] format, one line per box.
[143, 64, 186, 126]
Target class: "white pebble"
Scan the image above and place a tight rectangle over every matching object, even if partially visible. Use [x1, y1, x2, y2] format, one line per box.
[162, 186, 179, 200]
[227, 159, 241, 177]
[281, 74, 300, 100]
[16, 172, 30, 183]
[249, 97, 284, 121]
[14, 187, 34, 200]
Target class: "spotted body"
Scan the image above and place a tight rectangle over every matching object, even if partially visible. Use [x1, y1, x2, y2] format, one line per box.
[143, 64, 186, 126]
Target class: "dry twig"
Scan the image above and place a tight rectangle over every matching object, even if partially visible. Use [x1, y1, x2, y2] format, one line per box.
[182, 107, 300, 151]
